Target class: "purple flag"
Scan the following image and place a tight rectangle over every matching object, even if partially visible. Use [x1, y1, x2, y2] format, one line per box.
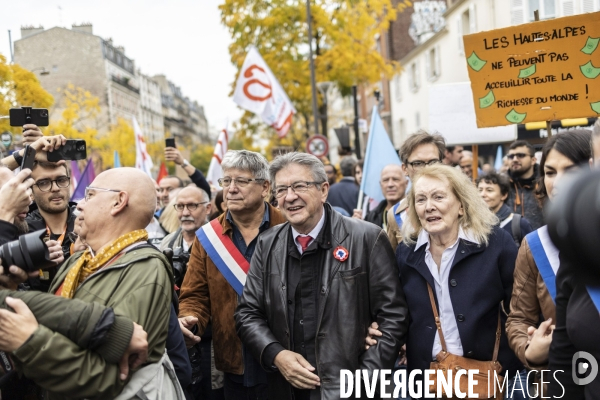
[70, 160, 81, 193]
[71, 159, 96, 201]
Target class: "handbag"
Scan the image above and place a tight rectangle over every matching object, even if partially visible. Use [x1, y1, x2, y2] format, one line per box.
[427, 283, 504, 399]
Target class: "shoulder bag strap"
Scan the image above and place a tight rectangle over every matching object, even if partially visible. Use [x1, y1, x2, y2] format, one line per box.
[511, 213, 522, 245]
[492, 310, 501, 363]
[427, 283, 448, 353]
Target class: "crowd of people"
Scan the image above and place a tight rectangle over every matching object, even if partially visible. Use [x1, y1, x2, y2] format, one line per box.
[0, 120, 598, 400]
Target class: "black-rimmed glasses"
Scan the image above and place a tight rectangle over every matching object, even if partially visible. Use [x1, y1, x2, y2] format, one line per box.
[173, 202, 209, 212]
[34, 176, 70, 192]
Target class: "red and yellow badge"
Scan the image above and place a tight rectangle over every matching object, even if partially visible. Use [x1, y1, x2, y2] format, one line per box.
[333, 246, 349, 262]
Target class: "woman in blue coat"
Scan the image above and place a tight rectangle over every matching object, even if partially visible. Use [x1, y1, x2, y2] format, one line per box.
[369, 164, 523, 398]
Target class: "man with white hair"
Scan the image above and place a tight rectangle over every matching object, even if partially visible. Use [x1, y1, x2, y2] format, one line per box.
[178, 150, 286, 399]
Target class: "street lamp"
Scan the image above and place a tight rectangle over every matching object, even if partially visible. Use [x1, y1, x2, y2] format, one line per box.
[317, 81, 333, 137]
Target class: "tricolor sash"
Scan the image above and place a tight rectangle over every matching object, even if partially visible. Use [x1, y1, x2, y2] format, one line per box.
[393, 202, 404, 229]
[587, 286, 600, 315]
[196, 219, 249, 295]
[525, 226, 560, 302]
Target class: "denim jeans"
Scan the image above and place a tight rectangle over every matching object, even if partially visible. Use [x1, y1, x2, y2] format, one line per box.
[504, 369, 530, 400]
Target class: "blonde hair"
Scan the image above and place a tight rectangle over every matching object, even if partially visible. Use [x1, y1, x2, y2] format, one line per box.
[402, 164, 498, 246]
[159, 190, 182, 233]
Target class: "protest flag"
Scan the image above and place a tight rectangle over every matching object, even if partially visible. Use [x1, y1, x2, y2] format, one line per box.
[114, 150, 121, 168]
[358, 106, 402, 207]
[206, 127, 229, 186]
[233, 47, 295, 138]
[494, 145, 503, 172]
[156, 162, 168, 184]
[71, 159, 96, 202]
[133, 117, 153, 177]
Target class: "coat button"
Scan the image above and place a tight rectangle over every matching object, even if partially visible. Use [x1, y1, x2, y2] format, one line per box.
[460, 250, 465, 254]
[282, 285, 286, 290]
[299, 319, 304, 325]
[450, 279, 457, 287]
[457, 314, 465, 322]
[467, 351, 474, 357]
[321, 286, 326, 293]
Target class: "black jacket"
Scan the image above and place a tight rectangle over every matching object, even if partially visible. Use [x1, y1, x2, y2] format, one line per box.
[396, 226, 523, 381]
[364, 200, 389, 229]
[235, 204, 408, 400]
[0, 220, 20, 245]
[326, 177, 360, 216]
[506, 164, 544, 230]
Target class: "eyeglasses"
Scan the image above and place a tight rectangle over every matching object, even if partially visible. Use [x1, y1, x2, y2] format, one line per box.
[274, 181, 323, 198]
[507, 153, 531, 160]
[34, 176, 70, 192]
[406, 159, 441, 169]
[173, 202, 208, 212]
[84, 186, 122, 202]
[218, 177, 265, 188]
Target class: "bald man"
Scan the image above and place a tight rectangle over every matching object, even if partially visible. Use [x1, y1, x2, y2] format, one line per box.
[0, 168, 184, 398]
[354, 164, 407, 230]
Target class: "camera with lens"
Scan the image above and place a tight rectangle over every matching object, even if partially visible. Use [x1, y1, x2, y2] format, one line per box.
[0, 229, 54, 273]
[170, 247, 190, 287]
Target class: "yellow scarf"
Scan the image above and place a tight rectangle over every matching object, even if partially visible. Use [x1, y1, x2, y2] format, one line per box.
[60, 229, 149, 299]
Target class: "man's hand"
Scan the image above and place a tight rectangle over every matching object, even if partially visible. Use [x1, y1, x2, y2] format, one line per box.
[0, 297, 39, 352]
[274, 350, 320, 389]
[118, 322, 148, 381]
[0, 169, 35, 223]
[0, 264, 38, 290]
[178, 316, 201, 348]
[352, 209, 363, 220]
[525, 318, 554, 365]
[29, 135, 67, 161]
[22, 124, 44, 145]
[45, 240, 65, 265]
[164, 147, 184, 166]
[365, 321, 381, 350]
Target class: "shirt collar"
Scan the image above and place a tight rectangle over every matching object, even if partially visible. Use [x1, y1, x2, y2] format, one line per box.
[414, 225, 480, 252]
[291, 206, 326, 242]
[226, 202, 270, 229]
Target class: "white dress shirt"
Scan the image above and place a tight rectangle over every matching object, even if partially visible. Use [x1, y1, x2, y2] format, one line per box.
[415, 226, 480, 359]
[291, 207, 326, 254]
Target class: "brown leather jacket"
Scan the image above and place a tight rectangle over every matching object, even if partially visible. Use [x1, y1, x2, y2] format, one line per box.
[506, 238, 556, 369]
[178, 203, 286, 374]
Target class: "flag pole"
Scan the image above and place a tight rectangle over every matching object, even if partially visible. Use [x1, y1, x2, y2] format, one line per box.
[356, 189, 364, 210]
[306, 0, 320, 136]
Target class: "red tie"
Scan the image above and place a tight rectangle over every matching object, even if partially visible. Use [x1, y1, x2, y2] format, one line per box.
[297, 235, 312, 252]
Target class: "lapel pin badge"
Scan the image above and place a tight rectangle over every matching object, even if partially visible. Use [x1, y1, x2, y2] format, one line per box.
[333, 246, 349, 262]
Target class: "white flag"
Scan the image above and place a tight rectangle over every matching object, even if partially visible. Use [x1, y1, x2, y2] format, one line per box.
[206, 127, 229, 186]
[133, 117, 153, 177]
[233, 47, 295, 138]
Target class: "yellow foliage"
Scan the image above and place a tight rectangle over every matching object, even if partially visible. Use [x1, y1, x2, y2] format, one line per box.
[220, 0, 411, 147]
[0, 54, 54, 136]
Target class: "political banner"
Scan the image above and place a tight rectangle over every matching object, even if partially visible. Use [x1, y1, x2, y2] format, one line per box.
[463, 11, 600, 128]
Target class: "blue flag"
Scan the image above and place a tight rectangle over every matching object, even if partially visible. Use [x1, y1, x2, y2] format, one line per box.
[494, 145, 503, 172]
[360, 107, 402, 202]
[114, 150, 121, 168]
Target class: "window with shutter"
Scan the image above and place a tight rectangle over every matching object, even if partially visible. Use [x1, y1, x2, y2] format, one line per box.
[425, 51, 432, 81]
[581, 0, 595, 12]
[469, 3, 477, 33]
[561, 0, 575, 15]
[435, 45, 441, 79]
[394, 75, 402, 102]
[511, 0, 525, 25]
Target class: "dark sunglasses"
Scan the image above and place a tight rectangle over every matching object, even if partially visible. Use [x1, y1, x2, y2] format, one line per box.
[507, 153, 531, 160]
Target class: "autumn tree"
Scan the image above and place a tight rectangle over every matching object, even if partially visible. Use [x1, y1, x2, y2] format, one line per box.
[220, 0, 411, 151]
[0, 54, 54, 139]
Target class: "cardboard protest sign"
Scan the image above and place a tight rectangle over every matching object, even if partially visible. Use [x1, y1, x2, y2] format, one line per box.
[463, 11, 600, 128]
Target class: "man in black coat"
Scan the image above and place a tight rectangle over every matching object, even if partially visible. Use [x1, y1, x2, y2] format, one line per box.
[235, 152, 408, 400]
[326, 156, 359, 215]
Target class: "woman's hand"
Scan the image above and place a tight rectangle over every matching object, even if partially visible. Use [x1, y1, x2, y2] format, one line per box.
[525, 318, 554, 365]
[365, 321, 382, 349]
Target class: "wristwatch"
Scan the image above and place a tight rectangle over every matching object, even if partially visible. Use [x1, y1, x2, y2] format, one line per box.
[182, 159, 190, 168]
[13, 151, 23, 166]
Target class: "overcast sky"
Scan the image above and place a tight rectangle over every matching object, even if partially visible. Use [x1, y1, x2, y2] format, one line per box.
[0, 0, 242, 134]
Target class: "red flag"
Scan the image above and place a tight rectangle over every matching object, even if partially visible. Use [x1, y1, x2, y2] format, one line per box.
[156, 162, 168, 183]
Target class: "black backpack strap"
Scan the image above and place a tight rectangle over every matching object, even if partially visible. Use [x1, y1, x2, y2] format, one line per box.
[167, 228, 182, 249]
[511, 213, 523, 246]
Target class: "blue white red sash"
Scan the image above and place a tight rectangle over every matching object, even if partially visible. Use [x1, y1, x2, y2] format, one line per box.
[196, 219, 249, 295]
[525, 225, 560, 302]
[393, 202, 404, 229]
[587, 286, 600, 315]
